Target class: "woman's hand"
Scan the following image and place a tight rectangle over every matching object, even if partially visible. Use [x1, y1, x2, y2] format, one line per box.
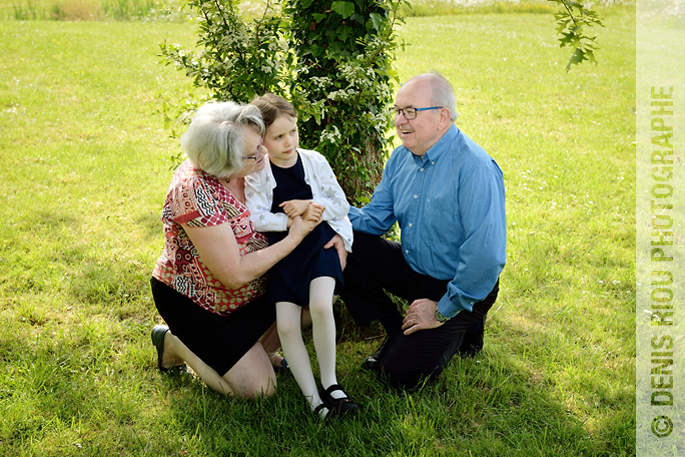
[288, 214, 321, 242]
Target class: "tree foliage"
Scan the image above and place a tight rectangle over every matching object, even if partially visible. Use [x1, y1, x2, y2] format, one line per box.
[284, 0, 406, 203]
[159, 0, 604, 200]
[159, 1, 293, 101]
[160, 0, 405, 204]
[548, 0, 605, 71]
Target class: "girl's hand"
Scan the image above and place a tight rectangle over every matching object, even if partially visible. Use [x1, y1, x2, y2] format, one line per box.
[279, 199, 310, 218]
[302, 202, 325, 223]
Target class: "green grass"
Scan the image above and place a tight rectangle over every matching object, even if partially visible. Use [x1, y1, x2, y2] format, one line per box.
[0, 10, 636, 457]
[398, 0, 556, 17]
[0, 0, 632, 21]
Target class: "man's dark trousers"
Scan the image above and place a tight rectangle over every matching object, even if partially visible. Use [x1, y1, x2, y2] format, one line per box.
[341, 231, 499, 389]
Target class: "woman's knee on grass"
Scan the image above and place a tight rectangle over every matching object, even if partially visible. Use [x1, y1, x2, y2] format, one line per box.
[228, 375, 276, 400]
[224, 343, 277, 400]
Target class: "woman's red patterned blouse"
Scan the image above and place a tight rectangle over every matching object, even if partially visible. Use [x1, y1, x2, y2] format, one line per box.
[153, 160, 268, 316]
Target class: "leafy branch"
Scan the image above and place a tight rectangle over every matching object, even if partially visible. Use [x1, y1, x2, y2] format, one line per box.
[550, 0, 605, 71]
[158, 0, 403, 201]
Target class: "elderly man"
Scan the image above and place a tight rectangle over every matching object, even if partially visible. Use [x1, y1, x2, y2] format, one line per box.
[340, 72, 506, 389]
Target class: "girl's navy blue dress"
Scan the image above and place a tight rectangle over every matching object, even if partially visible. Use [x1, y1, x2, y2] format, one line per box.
[267, 154, 344, 306]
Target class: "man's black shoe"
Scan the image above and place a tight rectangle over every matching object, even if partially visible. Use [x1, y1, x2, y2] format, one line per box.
[362, 337, 389, 373]
[362, 352, 382, 372]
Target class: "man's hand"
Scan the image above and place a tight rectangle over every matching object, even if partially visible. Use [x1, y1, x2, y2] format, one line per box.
[279, 199, 311, 218]
[401, 299, 443, 335]
[323, 233, 347, 270]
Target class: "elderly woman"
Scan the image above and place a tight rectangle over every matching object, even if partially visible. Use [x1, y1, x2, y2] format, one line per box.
[149, 101, 320, 399]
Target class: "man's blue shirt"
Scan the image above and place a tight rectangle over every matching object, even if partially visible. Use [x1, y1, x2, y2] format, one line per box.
[349, 125, 506, 318]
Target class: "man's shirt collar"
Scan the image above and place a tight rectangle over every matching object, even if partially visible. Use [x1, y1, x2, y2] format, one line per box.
[408, 124, 459, 165]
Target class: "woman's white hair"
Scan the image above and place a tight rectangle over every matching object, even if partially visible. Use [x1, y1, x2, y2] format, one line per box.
[410, 72, 458, 122]
[180, 101, 265, 179]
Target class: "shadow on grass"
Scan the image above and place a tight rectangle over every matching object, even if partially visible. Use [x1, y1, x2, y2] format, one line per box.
[148, 332, 634, 456]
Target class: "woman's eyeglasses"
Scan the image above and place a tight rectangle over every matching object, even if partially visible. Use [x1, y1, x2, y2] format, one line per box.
[242, 136, 265, 161]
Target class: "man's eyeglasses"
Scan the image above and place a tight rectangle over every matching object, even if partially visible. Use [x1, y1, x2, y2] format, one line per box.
[242, 136, 265, 161]
[392, 106, 443, 120]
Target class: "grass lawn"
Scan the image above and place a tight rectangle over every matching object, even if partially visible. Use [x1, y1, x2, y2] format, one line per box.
[0, 9, 636, 456]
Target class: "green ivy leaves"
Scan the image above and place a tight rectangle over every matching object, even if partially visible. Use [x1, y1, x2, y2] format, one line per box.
[283, 0, 405, 203]
[331, 1, 355, 19]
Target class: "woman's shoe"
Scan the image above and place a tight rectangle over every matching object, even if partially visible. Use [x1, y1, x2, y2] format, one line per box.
[268, 352, 290, 375]
[151, 324, 186, 373]
[322, 384, 358, 417]
[274, 357, 289, 374]
[151, 325, 171, 372]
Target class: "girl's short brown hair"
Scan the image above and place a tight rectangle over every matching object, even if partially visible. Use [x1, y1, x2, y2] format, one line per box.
[250, 93, 297, 128]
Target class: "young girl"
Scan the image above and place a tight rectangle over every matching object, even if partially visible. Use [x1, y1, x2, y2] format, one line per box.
[245, 94, 357, 419]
